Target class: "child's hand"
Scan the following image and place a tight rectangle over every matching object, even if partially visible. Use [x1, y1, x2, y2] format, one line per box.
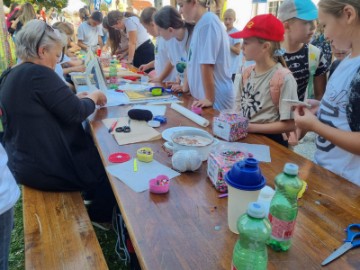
[138, 64, 147, 72]
[294, 107, 318, 131]
[192, 98, 213, 108]
[305, 99, 321, 115]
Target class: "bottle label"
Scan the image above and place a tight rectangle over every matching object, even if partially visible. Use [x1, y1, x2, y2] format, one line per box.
[268, 214, 296, 240]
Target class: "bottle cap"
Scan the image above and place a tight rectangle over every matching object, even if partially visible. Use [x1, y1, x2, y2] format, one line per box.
[247, 202, 266, 218]
[283, 163, 299, 175]
[259, 185, 275, 199]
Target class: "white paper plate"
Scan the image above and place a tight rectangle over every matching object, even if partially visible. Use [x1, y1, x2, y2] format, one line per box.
[162, 126, 208, 142]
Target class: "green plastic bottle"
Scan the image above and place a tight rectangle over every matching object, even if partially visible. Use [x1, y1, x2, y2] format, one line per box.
[109, 57, 118, 89]
[231, 202, 272, 270]
[267, 163, 303, 251]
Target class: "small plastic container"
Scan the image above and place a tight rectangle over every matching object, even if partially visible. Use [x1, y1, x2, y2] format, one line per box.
[191, 106, 202, 115]
[149, 175, 170, 194]
[137, 147, 153, 162]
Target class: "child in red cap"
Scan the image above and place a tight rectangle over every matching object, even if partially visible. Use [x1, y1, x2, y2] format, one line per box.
[232, 14, 298, 147]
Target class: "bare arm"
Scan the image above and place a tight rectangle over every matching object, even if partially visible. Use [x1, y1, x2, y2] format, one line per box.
[77, 40, 88, 51]
[313, 73, 327, 100]
[230, 42, 241, 55]
[127, 31, 137, 63]
[192, 64, 215, 107]
[294, 107, 360, 155]
[248, 119, 295, 134]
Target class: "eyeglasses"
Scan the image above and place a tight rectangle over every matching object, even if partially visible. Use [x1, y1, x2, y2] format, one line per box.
[36, 22, 54, 56]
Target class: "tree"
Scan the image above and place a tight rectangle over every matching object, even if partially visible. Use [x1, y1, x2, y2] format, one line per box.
[4, 0, 69, 11]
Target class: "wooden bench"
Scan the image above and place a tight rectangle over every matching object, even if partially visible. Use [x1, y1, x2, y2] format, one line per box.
[23, 186, 108, 270]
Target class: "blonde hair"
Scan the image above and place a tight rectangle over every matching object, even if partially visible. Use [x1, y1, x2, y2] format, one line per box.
[318, 0, 360, 18]
[18, 3, 36, 25]
[257, 38, 287, 68]
[224, 8, 236, 19]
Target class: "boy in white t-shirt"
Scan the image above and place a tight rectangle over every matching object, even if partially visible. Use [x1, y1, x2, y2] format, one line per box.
[294, 0, 360, 186]
[178, 0, 234, 111]
[224, 9, 241, 82]
[77, 11, 103, 52]
[138, 7, 176, 82]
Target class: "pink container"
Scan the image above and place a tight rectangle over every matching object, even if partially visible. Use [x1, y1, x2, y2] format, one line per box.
[149, 175, 170, 194]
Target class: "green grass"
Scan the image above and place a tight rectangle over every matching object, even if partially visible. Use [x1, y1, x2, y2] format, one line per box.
[9, 190, 129, 270]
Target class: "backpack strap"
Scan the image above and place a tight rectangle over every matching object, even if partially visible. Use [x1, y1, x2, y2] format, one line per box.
[269, 67, 292, 108]
[241, 64, 255, 88]
[306, 44, 321, 99]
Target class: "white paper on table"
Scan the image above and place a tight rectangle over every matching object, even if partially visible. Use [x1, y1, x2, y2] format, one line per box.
[131, 105, 166, 116]
[104, 90, 130, 107]
[119, 83, 150, 91]
[170, 103, 209, 127]
[106, 159, 180, 192]
[233, 142, 271, 162]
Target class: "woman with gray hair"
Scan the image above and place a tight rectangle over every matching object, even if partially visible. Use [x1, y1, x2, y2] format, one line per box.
[0, 20, 115, 222]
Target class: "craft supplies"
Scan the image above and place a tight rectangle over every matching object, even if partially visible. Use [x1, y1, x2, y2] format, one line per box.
[108, 120, 118, 133]
[148, 120, 161, 128]
[191, 106, 202, 115]
[149, 175, 170, 194]
[133, 158, 138, 172]
[171, 150, 202, 172]
[136, 147, 154, 163]
[207, 150, 249, 193]
[149, 87, 164, 96]
[170, 103, 209, 127]
[213, 111, 248, 141]
[108, 152, 131, 163]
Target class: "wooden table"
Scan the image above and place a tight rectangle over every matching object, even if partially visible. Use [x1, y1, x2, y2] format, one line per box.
[90, 96, 360, 270]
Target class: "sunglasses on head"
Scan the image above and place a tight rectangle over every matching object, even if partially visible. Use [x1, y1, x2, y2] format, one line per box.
[36, 22, 55, 56]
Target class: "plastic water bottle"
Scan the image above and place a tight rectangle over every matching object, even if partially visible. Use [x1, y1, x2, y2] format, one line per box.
[267, 163, 303, 251]
[109, 57, 118, 89]
[231, 202, 271, 270]
[257, 185, 275, 217]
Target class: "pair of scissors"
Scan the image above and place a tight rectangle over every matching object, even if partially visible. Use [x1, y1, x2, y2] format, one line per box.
[321, 224, 360, 266]
[116, 119, 131, 133]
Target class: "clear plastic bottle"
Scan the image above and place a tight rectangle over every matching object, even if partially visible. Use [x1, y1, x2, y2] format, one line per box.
[109, 57, 118, 89]
[257, 185, 275, 217]
[267, 163, 303, 251]
[231, 202, 272, 270]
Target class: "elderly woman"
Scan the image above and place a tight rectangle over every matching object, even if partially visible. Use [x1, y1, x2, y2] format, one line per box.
[0, 20, 115, 222]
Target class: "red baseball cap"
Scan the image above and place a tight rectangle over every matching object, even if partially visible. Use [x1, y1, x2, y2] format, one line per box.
[230, 14, 284, 42]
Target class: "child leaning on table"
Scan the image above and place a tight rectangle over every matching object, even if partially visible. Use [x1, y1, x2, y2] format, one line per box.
[294, 0, 360, 187]
[232, 14, 298, 147]
[138, 7, 176, 82]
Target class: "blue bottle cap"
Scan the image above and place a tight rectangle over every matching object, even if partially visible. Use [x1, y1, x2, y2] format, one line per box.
[247, 202, 266, 218]
[284, 163, 299, 175]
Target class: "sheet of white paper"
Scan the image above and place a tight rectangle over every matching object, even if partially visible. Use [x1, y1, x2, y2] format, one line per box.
[106, 159, 180, 192]
[131, 105, 167, 116]
[104, 90, 130, 107]
[237, 143, 271, 162]
[119, 83, 150, 91]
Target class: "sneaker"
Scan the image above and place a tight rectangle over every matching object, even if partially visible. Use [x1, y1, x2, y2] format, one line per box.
[91, 221, 112, 231]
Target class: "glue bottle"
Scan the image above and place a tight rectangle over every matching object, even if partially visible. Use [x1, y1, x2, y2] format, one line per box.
[109, 56, 118, 89]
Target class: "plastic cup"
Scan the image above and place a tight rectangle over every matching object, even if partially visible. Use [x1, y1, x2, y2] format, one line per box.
[225, 158, 266, 234]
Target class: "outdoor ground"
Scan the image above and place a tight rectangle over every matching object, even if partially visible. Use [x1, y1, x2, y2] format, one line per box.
[8, 135, 316, 270]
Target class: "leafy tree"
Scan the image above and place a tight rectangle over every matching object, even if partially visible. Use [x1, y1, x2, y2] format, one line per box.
[4, 0, 70, 11]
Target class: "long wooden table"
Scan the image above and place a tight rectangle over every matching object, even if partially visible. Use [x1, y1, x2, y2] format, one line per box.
[90, 95, 360, 270]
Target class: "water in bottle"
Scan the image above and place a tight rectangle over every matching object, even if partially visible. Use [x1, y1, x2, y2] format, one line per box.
[231, 202, 271, 270]
[267, 163, 303, 251]
[109, 57, 118, 89]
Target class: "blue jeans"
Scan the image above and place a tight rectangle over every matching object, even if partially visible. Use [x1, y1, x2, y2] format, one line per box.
[0, 207, 14, 270]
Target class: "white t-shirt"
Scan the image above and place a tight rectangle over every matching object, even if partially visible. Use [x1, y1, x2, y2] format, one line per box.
[124, 16, 149, 49]
[227, 27, 242, 74]
[187, 12, 234, 111]
[155, 36, 176, 82]
[55, 55, 71, 83]
[167, 29, 189, 84]
[0, 144, 20, 215]
[315, 55, 360, 186]
[77, 21, 103, 49]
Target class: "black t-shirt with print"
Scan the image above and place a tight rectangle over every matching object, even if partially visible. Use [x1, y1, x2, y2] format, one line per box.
[284, 44, 329, 101]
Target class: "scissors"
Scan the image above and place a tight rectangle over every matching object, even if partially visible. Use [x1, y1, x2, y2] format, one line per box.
[321, 224, 360, 266]
[115, 119, 131, 133]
